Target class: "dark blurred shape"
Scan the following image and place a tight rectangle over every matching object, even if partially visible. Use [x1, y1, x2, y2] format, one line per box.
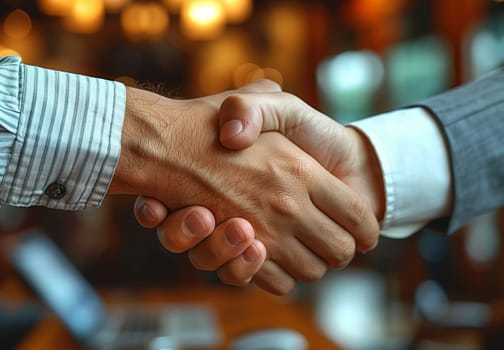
[0, 299, 43, 350]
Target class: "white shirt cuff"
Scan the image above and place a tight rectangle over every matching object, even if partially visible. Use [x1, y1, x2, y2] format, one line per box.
[350, 107, 453, 238]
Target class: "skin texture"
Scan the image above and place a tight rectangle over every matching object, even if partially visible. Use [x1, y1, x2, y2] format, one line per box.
[132, 81, 383, 295]
[217, 91, 386, 223]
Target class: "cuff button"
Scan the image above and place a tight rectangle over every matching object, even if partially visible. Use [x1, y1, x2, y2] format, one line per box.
[45, 182, 66, 199]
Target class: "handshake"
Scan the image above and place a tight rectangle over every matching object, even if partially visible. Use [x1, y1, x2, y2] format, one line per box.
[110, 80, 385, 295]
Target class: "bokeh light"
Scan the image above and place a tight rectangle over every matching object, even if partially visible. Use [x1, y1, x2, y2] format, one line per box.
[162, 0, 184, 13]
[104, 0, 131, 13]
[181, 0, 226, 40]
[3, 9, 32, 40]
[221, 0, 253, 23]
[121, 2, 169, 41]
[233, 62, 259, 87]
[0, 46, 21, 57]
[37, 0, 73, 16]
[63, 0, 105, 34]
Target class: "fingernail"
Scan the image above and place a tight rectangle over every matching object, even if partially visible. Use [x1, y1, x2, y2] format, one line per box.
[183, 211, 207, 237]
[221, 120, 243, 141]
[225, 226, 244, 246]
[243, 244, 259, 263]
[137, 198, 156, 224]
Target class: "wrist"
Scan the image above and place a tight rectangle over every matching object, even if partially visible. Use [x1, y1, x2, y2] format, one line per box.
[345, 126, 386, 221]
[109, 87, 168, 196]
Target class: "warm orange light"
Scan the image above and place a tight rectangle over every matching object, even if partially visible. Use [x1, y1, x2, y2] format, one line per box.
[63, 0, 105, 34]
[181, 0, 225, 40]
[121, 2, 169, 41]
[262, 67, 284, 87]
[0, 46, 21, 57]
[3, 9, 32, 40]
[37, 0, 73, 16]
[194, 33, 250, 94]
[162, 0, 184, 12]
[115, 76, 137, 86]
[104, 0, 131, 13]
[245, 67, 283, 85]
[221, 0, 252, 23]
[348, 0, 405, 26]
[233, 62, 259, 87]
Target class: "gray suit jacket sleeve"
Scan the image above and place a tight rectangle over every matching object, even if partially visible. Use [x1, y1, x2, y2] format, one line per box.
[417, 67, 504, 233]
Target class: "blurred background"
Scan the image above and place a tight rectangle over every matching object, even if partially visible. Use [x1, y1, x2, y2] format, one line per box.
[0, 0, 504, 349]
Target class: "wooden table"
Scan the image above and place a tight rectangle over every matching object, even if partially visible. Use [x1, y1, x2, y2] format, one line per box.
[16, 285, 343, 350]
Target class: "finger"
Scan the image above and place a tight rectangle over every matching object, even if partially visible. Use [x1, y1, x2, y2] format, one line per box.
[134, 196, 169, 228]
[216, 239, 266, 287]
[252, 260, 296, 296]
[293, 208, 357, 270]
[308, 169, 380, 253]
[188, 218, 256, 271]
[268, 236, 329, 282]
[157, 207, 216, 253]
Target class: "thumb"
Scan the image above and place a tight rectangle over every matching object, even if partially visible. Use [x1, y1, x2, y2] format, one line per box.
[219, 95, 264, 150]
[218, 92, 314, 151]
[218, 80, 282, 150]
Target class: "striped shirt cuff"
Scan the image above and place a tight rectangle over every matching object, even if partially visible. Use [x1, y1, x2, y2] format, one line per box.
[0, 56, 126, 210]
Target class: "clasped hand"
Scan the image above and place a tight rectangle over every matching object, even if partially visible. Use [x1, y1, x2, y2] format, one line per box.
[112, 80, 382, 295]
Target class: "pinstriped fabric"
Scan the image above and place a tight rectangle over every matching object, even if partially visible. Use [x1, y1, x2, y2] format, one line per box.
[0, 56, 21, 186]
[0, 56, 125, 210]
[419, 67, 504, 233]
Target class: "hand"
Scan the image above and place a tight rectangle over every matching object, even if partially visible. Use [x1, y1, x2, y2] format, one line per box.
[130, 82, 380, 295]
[111, 82, 379, 295]
[217, 88, 386, 224]
[133, 81, 280, 287]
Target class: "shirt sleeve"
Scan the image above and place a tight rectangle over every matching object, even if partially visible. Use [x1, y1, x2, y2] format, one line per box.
[350, 107, 453, 238]
[0, 56, 126, 210]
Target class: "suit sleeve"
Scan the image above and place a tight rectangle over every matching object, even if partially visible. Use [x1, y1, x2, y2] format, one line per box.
[418, 67, 504, 233]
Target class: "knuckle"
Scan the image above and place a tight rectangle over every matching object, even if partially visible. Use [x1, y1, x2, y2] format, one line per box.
[270, 192, 300, 217]
[328, 237, 356, 269]
[345, 195, 369, 227]
[290, 158, 311, 181]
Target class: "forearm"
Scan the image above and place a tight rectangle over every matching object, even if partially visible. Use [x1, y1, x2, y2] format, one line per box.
[108, 87, 220, 206]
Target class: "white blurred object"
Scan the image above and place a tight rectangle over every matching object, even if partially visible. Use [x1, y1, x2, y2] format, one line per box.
[148, 336, 179, 350]
[467, 29, 504, 79]
[314, 269, 387, 350]
[464, 211, 500, 265]
[229, 328, 307, 350]
[415, 280, 490, 328]
[317, 51, 384, 123]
